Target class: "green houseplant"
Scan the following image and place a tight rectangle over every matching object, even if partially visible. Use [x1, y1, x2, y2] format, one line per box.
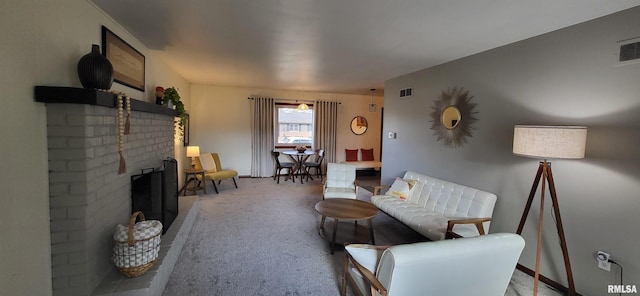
[163, 87, 188, 138]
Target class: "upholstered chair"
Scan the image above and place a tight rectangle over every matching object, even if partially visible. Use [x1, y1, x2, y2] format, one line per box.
[323, 162, 357, 199]
[342, 233, 525, 296]
[195, 153, 239, 194]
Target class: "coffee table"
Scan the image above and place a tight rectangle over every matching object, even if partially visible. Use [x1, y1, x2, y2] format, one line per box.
[314, 198, 378, 254]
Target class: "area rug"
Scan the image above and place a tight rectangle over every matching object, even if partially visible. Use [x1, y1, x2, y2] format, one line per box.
[162, 176, 562, 296]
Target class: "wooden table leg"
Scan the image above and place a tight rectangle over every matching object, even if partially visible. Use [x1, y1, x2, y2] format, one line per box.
[200, 171, 206, 194]
[331, 218, 339, 254]
[297, 155, 304, 184]
[183, 173, 190, 196]
[367, 219, 375, 244]
[319, 215, 327, 230]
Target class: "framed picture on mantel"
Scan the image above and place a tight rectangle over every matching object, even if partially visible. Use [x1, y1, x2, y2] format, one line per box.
[102, 26, 145, 91]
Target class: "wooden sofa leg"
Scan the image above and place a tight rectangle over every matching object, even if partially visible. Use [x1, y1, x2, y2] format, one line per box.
[232, 177, 238, 188]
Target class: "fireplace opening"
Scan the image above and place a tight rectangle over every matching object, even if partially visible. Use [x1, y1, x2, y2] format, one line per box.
[131, 157, 179, 234]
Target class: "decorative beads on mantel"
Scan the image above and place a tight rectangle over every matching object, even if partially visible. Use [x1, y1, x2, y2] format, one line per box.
[112, 91, 132, 174]
[117, 93, 126, 174]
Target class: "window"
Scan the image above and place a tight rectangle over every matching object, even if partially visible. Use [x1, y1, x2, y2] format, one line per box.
[289, 123, 300, 132]
[275, 104, 313, 146]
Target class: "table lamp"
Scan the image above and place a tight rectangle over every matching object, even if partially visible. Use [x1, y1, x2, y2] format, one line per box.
[512, 125, 587, 296]
[186, 146, 200, 169]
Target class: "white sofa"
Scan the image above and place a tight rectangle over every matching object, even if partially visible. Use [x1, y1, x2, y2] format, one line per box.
[372, 171, 497, 241]
[342, 233, 525, 296]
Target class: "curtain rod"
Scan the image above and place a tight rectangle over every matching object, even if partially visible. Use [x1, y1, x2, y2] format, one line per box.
[247, 97, 341, 104]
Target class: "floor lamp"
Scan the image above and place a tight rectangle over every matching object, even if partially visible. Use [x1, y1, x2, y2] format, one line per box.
[512, 125, 587, 296]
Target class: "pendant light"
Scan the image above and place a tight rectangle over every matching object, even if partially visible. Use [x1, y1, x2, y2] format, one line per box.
[297, 100, 309, 110]
[369, 88, 377, 112]
[297, 103, 309, 110]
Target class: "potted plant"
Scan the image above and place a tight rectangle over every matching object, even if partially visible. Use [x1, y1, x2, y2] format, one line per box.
[162, 86, 188, 138]
[155, 86, 165, 105]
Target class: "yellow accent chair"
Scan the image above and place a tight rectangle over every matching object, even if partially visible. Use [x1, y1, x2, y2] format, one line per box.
[195, 153, 239, 194]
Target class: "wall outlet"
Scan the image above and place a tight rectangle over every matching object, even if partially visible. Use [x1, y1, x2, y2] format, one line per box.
[596, 251, 611, 272]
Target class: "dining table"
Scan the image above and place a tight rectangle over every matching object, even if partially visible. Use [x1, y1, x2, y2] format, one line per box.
[282, 149, 316, 184]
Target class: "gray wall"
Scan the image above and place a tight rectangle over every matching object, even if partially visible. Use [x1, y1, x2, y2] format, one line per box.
[383, 7, 639, 296]
[0, 0, 189, 294]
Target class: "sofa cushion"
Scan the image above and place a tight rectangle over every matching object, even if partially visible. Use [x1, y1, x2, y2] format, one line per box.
[204, 169, 238, 181]
[199, 153, 217, 172]
[345, 244, 386, 274]
[324, 187, 357, 199]
[360, 148, 375, 161]
[345, 149, 358, 162]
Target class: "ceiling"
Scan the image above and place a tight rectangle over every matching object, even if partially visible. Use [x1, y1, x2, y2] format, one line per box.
[91, 1, 638, 95]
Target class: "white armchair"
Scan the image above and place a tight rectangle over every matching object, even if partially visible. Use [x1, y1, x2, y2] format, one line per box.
[323, 163, 358, 199]
[341, 233, 525, 296]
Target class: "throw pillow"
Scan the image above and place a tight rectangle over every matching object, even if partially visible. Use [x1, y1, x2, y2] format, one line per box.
[386, 177, 418, 200]
[345, 149, 358, 162]
[199, 153, 217, 172]
[404, 179, 422, 202]
[345, 244, 388, 274]
[360, 148, 375, 161]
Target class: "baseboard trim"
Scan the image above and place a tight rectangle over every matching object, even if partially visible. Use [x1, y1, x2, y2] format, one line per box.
[515, 264, 582, 296]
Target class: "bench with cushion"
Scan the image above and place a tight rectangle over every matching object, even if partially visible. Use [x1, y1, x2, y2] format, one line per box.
[372, 171, 496, 240]
[342, 148, 382, 170]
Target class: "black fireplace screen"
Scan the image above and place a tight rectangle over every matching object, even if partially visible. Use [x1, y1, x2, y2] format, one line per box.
[131, 158, 178, 234]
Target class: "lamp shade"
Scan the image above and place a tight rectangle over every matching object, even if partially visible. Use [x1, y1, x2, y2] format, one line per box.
[513, 125, 587, 159]
[186, 146, 200, 158]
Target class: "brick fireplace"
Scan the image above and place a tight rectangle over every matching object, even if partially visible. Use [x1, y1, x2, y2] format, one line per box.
[36, 87, 194, 296]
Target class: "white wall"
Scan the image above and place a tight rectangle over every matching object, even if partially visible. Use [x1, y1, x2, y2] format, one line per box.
[383, 7, 640, 296]
[0, 0, 188, 294]
[189, 85, 383, 175]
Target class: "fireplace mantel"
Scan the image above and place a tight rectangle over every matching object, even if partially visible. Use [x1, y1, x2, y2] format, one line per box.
[35, 86, 179, 117]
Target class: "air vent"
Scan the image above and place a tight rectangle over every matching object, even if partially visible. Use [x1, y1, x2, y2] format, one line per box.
[616, 37, 640, 66]
[619, 42, 640, 61]
[399, 87, 413, 97]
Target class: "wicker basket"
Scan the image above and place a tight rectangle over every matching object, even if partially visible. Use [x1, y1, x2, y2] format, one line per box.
[112, 211, 162, 277]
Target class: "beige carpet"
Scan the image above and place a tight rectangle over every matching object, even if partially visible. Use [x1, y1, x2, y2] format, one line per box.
[162, 175, 563, 296]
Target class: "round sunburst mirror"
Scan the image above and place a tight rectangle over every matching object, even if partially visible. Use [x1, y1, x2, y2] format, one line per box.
[429, 87, 478, 148]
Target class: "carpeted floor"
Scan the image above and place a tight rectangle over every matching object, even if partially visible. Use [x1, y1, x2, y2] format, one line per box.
[162, 175, 563, 296]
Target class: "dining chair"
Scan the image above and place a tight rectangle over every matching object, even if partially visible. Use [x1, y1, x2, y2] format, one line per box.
[272, 151, 295, 184]
[304, 149, 325, 182]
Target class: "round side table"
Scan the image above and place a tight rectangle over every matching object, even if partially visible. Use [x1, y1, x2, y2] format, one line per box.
[184, 168, 206, 195]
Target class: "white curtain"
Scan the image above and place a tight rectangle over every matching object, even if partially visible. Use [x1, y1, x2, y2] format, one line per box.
[250, 97, 275, 177]
[313, 100, 339, 170]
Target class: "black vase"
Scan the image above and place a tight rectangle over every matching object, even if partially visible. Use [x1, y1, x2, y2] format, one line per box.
[77, 44, 114, 89]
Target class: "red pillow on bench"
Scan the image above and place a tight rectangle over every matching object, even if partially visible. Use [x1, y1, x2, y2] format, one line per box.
[360, 148, 375, 161]
[345, 149, 358, 162]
